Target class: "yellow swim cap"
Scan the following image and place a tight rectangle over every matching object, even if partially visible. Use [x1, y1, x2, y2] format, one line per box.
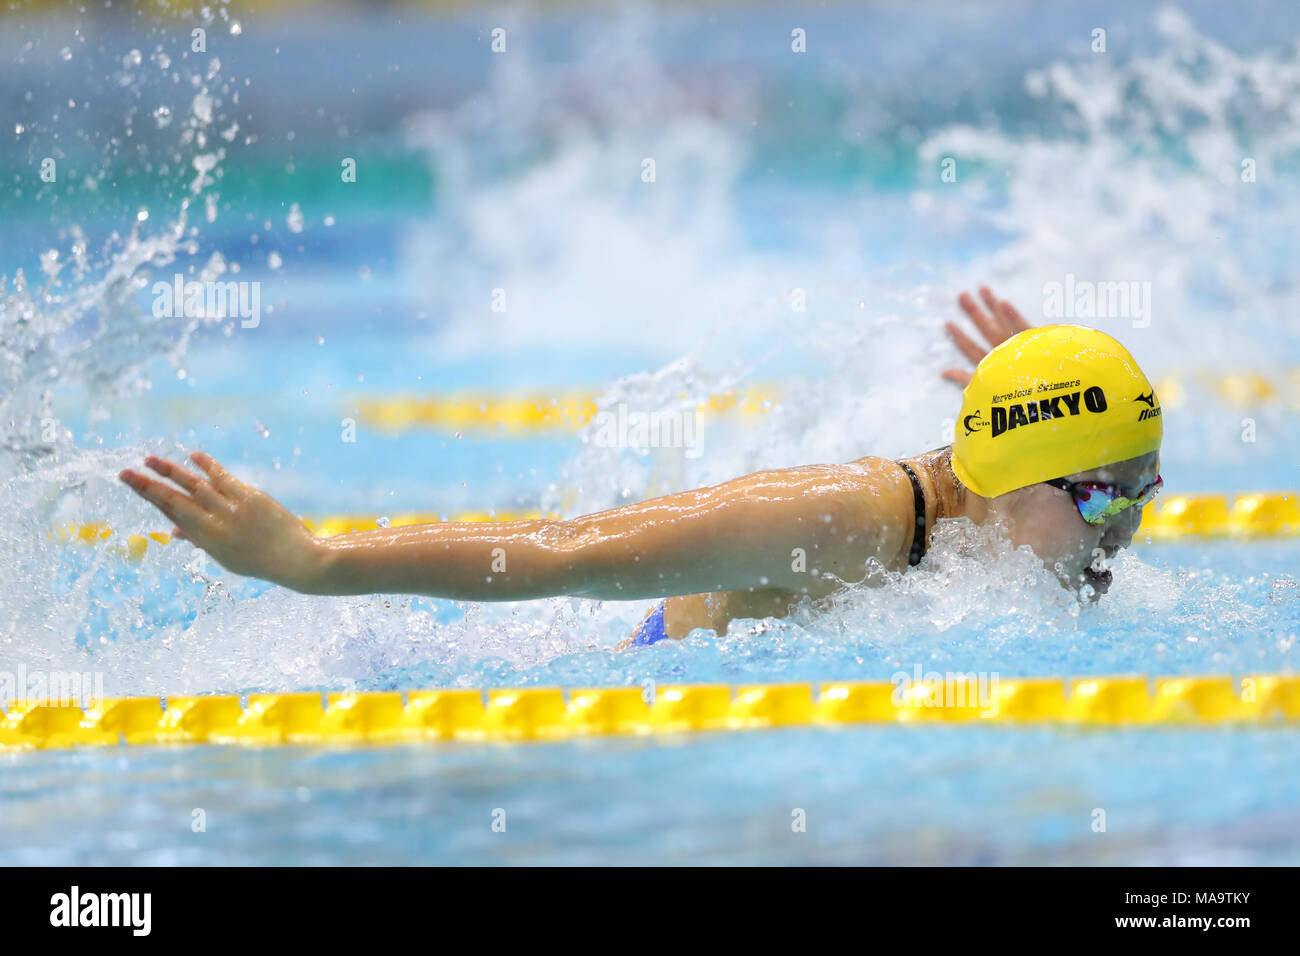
[951, 325, 1162, 499]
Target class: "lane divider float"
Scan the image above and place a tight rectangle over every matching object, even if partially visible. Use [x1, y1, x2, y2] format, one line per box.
[1, 674, 1297, 751]
[353, 387, 774, 435]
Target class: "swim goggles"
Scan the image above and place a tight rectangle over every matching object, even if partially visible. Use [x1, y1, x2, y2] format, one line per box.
[1042, 475, 1163, 525]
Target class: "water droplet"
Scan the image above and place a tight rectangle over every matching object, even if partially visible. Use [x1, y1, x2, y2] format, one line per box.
[14, 123, 24, 135]
[315, 335, 324, 345]
[286, 203, 304, 233]
[123, 49, 142, 68]
[191, 93, 213, 124]
[59, 47, 72, 61]
[267, 251, 282, 270]
[136, 208, 149, 222]
[255, 422, 270, 438]
[323, 215, 335, 227]
[376, 516, 391, 529]
[230, 22, 243, 36]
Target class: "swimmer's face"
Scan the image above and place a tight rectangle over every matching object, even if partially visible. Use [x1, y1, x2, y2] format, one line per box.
[992, 451, 1160, 599]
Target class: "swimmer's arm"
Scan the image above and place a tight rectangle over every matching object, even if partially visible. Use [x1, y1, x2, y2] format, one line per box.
[308, 460, 917, 600]
[120, 453, 918, 600]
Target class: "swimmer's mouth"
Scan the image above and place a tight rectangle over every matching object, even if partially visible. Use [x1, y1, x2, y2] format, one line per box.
[1083, 565, 1112, 594]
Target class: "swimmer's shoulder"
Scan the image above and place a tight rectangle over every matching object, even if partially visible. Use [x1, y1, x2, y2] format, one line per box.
[841, 453, 918, 485]
[835, 454, 934, 527]
[770, 455, 922, 525]
[715, 456, 918, 528]
[755, 455, 905, 494]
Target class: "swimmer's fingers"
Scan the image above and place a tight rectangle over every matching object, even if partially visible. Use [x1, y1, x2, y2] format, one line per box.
[977, 286, 1020, 343]
[118, 469, 212, 539]
[956, 291, 1002, 349]
[188, 451, 248, 499]
[976, 286, 1003, 325]
[940, 367, 974, 387]
[995, 295, 1032, 334]
[978, 286, 1032, 341]
[143, 456, 227, 512]
[944, 318, 989, 367]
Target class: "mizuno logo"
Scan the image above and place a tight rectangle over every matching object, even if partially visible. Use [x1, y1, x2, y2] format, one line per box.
[1134, 391, 1156, 407]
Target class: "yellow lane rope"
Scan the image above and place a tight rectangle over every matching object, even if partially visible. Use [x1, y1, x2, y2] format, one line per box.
[353, 386, 774, 434]
[350, 372, 1292, 435]
[356, 391, 599, 435]
[56, 491, 1300, 562]
[1, 675, 1297, 750]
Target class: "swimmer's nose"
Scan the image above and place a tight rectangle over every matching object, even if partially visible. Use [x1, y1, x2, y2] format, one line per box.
[1097, 527, 1130, 558]
[1100, 506, 1143, 550]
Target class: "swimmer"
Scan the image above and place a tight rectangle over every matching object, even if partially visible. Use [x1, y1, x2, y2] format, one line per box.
[119, 287, 1163, 647]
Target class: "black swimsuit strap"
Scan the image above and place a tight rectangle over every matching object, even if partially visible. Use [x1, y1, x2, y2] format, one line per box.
[896, 461, 928, 566]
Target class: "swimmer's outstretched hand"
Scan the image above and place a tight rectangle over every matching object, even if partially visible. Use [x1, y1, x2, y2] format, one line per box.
[942, 286, 1032, 387]
[119, 452, 322, 589]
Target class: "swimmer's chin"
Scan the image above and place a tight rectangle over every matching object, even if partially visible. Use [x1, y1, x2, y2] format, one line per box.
[1072, 566, 1112, 602]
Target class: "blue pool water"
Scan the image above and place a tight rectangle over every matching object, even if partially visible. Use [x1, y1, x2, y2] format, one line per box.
[6, 725, 1300, 866]
[3, 0, 1300, 864]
